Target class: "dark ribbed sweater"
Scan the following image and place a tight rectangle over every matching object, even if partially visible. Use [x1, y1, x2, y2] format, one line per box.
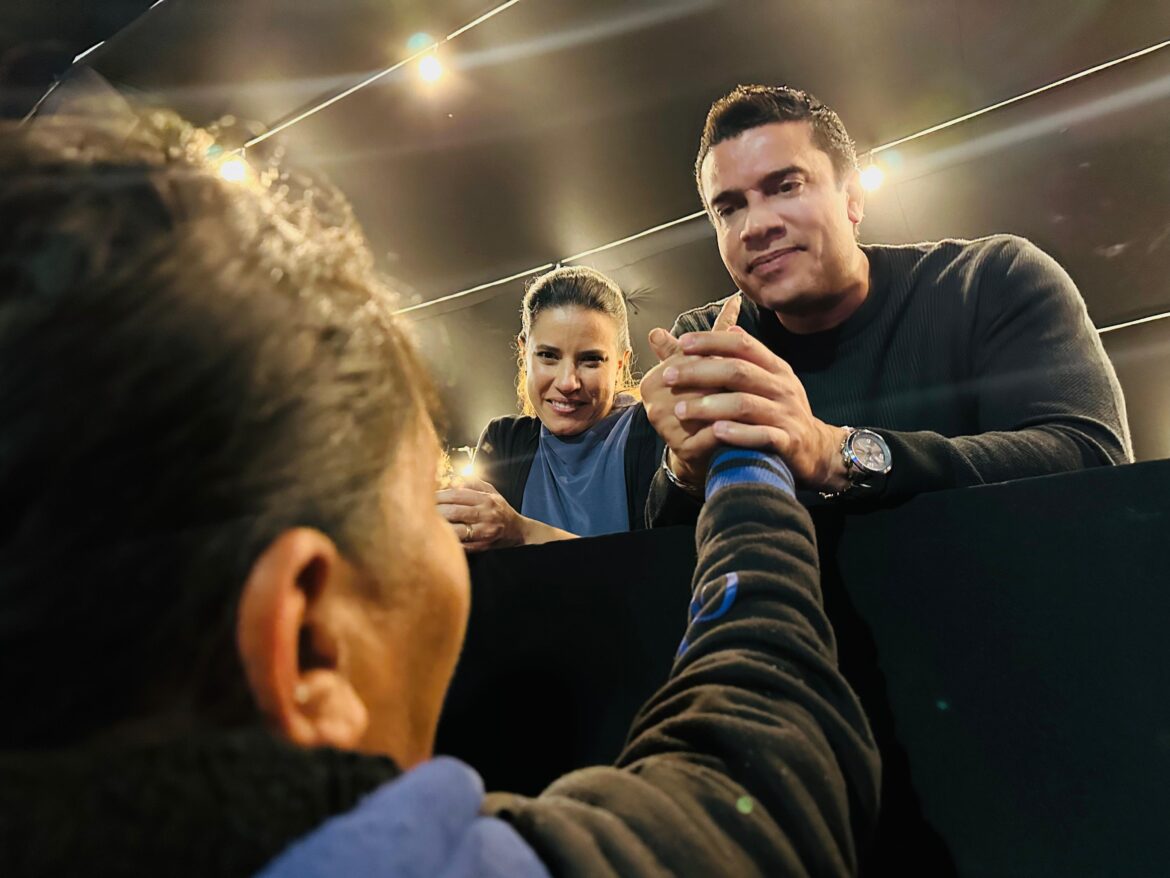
[648, 235, 1132, 525]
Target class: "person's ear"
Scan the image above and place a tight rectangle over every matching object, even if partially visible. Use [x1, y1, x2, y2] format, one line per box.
[845, 167, 866, 227]
[236, 528, 369, 750]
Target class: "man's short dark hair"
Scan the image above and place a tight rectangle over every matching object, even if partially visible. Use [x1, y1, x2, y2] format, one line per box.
[0, 110, 434, 747]
[694, 84, 858, 205]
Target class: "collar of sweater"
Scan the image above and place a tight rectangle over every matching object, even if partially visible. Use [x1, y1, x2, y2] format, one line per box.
[0, 729, 399, 877]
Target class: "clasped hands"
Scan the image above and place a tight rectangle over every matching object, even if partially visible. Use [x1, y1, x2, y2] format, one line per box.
[639, 294, 851, 494]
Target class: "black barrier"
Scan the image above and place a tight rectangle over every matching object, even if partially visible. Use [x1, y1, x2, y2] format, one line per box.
[436, 459, 1170, 876]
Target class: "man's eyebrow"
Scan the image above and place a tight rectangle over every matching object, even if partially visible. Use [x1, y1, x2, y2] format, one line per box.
[709, 165, 805, 207]
[708, 185, 744, 208]
[759, 165, 806, 187]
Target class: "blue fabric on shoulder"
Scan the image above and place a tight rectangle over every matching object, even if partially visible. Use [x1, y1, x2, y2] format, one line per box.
[704, 448, 795, 500]
[258, 756, 550, 878]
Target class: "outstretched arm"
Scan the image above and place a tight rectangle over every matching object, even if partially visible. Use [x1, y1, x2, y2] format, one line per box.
[487, 448, 881, 876]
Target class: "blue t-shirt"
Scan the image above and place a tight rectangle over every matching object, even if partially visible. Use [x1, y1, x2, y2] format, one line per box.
[521, 403, 638, 536]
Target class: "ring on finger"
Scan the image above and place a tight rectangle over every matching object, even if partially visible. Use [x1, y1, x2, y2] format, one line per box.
[464, 523, 473, 542]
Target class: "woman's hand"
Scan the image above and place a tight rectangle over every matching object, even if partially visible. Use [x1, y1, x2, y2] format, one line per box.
[436, 476, 579, 552]
[436, 476, 526, 552]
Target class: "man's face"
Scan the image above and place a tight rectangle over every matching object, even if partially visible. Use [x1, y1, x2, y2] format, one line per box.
[700, 121, 865, 318]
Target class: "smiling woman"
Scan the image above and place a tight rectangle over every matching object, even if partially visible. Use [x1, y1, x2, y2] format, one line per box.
[435, 267, 663, 551]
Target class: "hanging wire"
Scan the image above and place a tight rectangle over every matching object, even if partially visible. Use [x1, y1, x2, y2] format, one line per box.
[242, 0, 524, 150]
[28, 3, 1170, 335]
[872, 38, 1170, 155]
[397, 37, 1170, 323]
[396, 262, 555, 316]
[1098, 310, 1170, 334]
[21, 0, 179, 123]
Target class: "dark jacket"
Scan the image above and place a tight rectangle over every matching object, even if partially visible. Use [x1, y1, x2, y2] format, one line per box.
[476, 403, 663, 532]
[483, 448, 881, 876]
[0, 732, 546, 878]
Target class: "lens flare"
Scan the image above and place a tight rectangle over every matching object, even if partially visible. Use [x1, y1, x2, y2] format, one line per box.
[419, 55, 443, 82]
[406, 32, 434, 53]
[217, 157, 248, 183]
[860, 164, 884, 191]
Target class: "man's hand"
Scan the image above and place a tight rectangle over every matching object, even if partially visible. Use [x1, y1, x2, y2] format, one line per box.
[639, 295, 741, 489]
[662, 326, 850, 491]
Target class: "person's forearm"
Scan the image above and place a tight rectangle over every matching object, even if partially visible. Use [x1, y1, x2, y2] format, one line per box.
[518, 516, 578, 546]
[875, 421, 1128, 501]
[486, 450, 879, 876]
[620, 450, 881, 873]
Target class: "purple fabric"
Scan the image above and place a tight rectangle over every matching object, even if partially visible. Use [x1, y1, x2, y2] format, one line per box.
[259, 757, 549, 878]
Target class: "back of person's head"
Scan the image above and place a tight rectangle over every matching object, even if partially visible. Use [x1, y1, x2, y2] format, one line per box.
[0, 110, 468, 760]
[695, 84, 857, 203]
[515, 265, 635, 415]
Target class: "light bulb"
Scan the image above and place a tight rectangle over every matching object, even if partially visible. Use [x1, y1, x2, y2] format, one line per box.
[419, 55, 443, 83]
[218, 157, 248, 183]
[860, 164, 884, 192]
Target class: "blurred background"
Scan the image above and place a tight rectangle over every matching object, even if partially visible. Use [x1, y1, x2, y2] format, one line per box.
[4, 0, 1168, 460]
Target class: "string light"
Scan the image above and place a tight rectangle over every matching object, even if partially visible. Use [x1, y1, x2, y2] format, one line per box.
[397, 37, 1170, 321]
[23, 2, 1165, 340]
[217, 157, 249, 182]
[243, 0, 524, 150]
[419, 54, 444, 83]
[453, 446, 477, 478]
[859, 163, 884, 192]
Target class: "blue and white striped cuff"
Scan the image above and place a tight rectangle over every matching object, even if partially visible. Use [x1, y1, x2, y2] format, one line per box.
[705, 449, 795, 500]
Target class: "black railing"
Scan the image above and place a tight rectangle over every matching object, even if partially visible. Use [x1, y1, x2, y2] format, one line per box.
[438, 459, 1170, 876]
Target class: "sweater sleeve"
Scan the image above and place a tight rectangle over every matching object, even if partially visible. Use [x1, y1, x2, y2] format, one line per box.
[874, 237, 1132, 500]
[486, 449, 881, 877]
[473, 416, 532, 513]
[474, 419, 505, 491]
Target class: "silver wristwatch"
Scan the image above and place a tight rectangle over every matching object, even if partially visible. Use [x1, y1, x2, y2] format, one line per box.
[820, 427, 893, 499]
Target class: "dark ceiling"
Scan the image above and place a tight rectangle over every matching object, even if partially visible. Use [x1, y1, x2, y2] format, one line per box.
[5, 0, 1169, 458]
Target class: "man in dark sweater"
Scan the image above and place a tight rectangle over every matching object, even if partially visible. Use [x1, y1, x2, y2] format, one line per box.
[641, 85, 1131, 524]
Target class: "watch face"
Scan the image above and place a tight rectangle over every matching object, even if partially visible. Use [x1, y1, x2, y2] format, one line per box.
[849, 431, 891, 475]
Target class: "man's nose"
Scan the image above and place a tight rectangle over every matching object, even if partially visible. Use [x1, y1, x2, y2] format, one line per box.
[740, 198, 785, 246]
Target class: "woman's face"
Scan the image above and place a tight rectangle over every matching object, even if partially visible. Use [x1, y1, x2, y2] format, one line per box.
[524, 305, 629, 437]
